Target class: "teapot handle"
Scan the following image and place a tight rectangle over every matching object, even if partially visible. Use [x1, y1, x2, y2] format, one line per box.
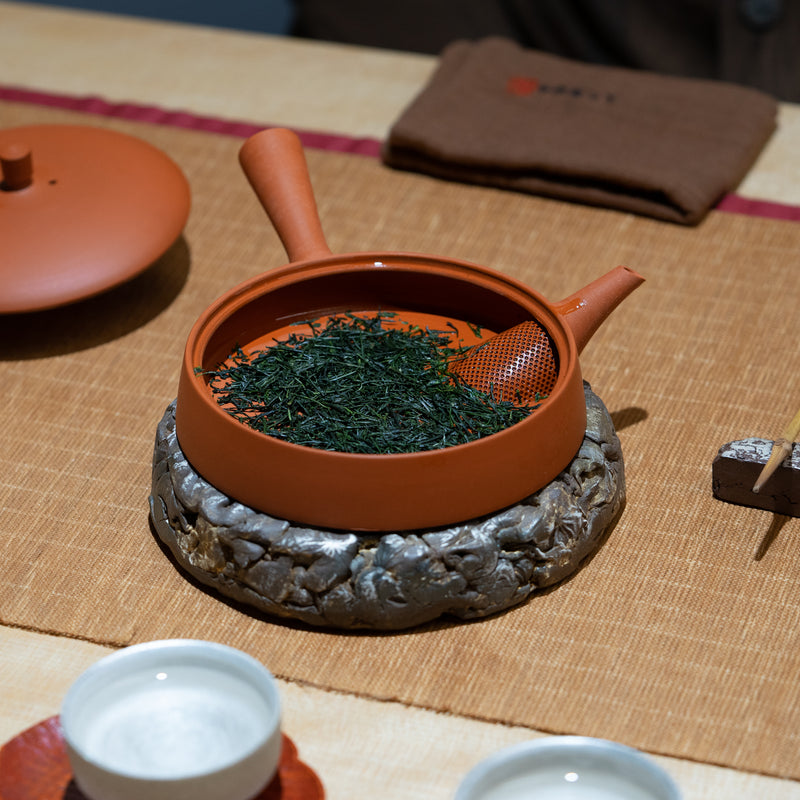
[239, 127, 333, 263]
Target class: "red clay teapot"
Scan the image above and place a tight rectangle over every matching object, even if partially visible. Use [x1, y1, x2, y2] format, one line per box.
[174, 129, 643, 531]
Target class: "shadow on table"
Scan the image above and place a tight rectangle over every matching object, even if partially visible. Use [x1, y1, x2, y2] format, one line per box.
[62, 780, 88, 799]
[610, 406, 648, 432]
[0, 236, 190, 360]
[754, 514, 792, 560]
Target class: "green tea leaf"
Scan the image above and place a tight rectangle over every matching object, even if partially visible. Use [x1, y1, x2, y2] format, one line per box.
[202, 312, 542, 454]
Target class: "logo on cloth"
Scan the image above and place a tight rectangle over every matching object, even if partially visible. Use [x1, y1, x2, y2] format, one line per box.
[506, 76, 615, 103]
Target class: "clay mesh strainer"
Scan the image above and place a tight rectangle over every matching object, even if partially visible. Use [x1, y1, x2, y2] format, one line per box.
[449, 319, 558, 403]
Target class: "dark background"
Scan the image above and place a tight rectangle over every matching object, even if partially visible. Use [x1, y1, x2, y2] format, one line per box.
[14, 0, 800, 100]
[15, 0, 295, 34]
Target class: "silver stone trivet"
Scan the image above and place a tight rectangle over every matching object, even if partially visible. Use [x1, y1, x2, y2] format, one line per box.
[149, 382, 625, 629]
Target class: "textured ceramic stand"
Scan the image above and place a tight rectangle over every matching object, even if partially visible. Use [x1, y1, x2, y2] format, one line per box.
[150, 383, 625, 630]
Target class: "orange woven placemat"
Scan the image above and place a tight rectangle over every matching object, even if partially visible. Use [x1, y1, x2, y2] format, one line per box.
[2, 100, 800, 779]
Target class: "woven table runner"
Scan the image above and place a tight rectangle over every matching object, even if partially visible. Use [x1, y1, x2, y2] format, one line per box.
[2, 98, 800, 780]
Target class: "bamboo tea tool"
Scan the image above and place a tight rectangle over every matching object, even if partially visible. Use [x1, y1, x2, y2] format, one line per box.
[753, 405, 800, 492]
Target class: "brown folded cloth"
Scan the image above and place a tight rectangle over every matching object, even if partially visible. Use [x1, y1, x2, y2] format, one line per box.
[383, 38, 778, 224]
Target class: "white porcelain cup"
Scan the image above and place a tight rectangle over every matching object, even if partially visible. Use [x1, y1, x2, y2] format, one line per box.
[454, 736, 682, 800]
[60, 639, 282, 800]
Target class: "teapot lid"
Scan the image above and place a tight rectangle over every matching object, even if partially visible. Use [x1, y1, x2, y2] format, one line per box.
[0, 124, 190, 313]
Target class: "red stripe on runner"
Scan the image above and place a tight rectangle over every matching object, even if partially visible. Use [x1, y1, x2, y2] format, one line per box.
[715, 192, 800, 222]
[0, 84, 384, 157]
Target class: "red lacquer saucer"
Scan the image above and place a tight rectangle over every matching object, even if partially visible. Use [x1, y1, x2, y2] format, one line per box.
[0, 716, 324, 800]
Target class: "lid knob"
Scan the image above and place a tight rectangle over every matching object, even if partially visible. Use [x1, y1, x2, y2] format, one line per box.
[1, 143, 33, 191]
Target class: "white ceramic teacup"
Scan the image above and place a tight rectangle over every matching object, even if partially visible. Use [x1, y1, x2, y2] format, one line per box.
[454, 736, 682, 800]
[60, 639, 282, 800]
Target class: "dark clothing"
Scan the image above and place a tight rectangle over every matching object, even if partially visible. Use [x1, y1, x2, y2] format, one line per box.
[292, 0, 800, 100]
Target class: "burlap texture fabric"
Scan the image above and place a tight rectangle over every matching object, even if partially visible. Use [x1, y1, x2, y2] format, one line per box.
[383, 38, 778, 225]
[2, 100, 800, 779]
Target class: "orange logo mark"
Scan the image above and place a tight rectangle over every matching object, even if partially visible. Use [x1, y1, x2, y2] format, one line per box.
[506, 76, 540, 96]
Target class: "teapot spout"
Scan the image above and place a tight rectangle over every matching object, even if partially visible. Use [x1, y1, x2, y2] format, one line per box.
[554, 265, 644, 353]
